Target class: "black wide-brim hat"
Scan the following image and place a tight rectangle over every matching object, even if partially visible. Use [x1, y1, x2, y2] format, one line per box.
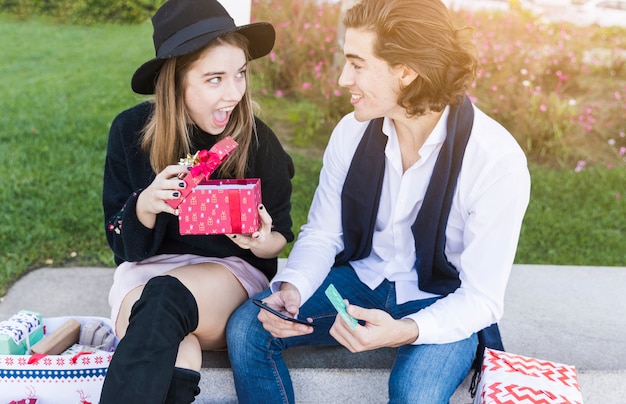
[132, 0, 275, 94]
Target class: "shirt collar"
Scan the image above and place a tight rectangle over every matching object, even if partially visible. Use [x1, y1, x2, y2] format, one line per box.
[381, 106, 450, 147]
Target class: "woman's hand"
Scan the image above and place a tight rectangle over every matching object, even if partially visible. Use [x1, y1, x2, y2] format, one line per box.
[226, 204, 287, 258]
[136, 164, 189, 229]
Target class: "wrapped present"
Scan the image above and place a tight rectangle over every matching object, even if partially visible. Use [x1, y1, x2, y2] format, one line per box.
[79, 318, 116, 352]
[0, 310, 44, 355]
[474, 348, 583, 404]
[179, 178, 262, 235]
[166, 136, 239, 209]
[31, 318, 81, 355]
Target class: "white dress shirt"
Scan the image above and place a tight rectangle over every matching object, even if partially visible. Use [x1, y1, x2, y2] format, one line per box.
[272, 104, 531, 345]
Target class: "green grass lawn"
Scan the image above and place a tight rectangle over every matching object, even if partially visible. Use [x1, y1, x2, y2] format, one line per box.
[0, 15, 624, 296]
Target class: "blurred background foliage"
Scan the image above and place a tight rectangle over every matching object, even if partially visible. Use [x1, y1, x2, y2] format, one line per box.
[0, 0, 624, 295]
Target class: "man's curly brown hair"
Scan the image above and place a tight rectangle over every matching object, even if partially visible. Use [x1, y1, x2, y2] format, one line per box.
[344, 0, 477, 117]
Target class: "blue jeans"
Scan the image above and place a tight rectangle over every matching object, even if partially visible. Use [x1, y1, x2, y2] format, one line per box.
[226, 266, 478, 404]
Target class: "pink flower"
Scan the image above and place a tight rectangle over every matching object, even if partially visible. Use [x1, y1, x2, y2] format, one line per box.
[619, 147, 626, 156]
[275, 90, 284, 98]
[301, 82, 312, 90]
[539, 104, 547, 112]
[574, 160, 587, 172]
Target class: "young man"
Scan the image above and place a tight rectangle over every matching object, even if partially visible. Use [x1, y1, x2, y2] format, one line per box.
[226, 0, 531, 402]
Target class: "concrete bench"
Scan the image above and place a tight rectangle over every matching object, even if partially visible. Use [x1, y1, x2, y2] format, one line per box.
[1, 263, 624, 403]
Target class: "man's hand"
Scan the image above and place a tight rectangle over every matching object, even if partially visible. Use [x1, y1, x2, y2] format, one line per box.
[256, 283, 315, 338]
[329, 302, 419, 352]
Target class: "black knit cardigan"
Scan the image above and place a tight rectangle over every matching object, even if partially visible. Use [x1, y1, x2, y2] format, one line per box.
[102, 101, 295, 281]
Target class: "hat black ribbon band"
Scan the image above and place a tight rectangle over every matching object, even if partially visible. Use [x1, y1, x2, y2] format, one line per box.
[157, 16, 235, 57]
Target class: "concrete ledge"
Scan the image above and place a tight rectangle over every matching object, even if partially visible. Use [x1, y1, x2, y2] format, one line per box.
[202, 346, 397, 370]
[1, 263, 625, 403]
[196, 367, 476, 404]
[198, 346, 479, 403]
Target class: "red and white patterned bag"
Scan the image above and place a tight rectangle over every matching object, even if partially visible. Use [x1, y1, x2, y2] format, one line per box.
[474, 348, 583, 404]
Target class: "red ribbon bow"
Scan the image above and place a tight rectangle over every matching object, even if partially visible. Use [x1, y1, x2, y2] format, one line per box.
[189, 137, 238, 179]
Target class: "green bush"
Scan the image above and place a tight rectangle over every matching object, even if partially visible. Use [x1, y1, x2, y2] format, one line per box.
[452, 10, 626, 168]
[0, 0, 165, 24]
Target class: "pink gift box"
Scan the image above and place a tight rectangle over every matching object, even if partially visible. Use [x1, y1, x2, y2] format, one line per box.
[474, 348, 583, 404]
[178, 178, 261, 235]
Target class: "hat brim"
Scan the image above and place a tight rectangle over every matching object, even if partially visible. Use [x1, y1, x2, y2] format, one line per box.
[131, 22, 275, 94]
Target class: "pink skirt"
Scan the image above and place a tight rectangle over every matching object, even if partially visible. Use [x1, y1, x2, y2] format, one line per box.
[108, 254, 269, 325]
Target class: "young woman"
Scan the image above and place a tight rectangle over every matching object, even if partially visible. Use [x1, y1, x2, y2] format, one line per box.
[99, 0, 294, 402]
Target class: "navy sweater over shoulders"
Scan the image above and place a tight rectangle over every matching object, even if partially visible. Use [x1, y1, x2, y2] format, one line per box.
[102, 101, 294, 281]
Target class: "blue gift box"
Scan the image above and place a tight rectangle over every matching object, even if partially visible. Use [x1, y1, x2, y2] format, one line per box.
[0, 310, 44, 355]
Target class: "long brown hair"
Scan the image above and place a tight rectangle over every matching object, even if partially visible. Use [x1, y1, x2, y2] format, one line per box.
[140, 32, 255, 178]
[344, 0, 477, 117]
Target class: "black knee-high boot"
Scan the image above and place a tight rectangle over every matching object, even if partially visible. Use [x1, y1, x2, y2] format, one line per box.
[100, 275, 199, 403]
[165, 367, 201, 403]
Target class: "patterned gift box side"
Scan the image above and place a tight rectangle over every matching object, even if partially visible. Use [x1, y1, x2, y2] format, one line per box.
[178, 179, 261, 235]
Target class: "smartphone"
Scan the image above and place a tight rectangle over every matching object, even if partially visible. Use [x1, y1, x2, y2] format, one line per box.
[252, 299, 315, 327]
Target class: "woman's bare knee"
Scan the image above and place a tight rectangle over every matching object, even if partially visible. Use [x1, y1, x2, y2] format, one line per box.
[167, 263, 249, 350]
[175, 334, 202, 371]
[115, 285, 143, 338]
